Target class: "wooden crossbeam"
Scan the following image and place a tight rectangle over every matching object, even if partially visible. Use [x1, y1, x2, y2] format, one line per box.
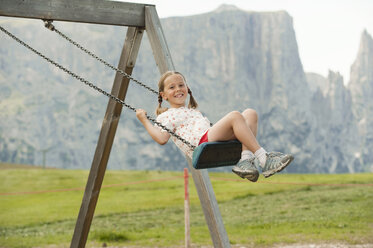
[0, 0, 151, 27]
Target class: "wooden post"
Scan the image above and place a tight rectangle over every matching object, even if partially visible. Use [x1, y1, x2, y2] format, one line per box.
[186, 157, 231, 248]
[184, 168, 190, 248]
[70, 27, 144, 248]
[145, 6, 230, 248]
[145, 6, 175, 73]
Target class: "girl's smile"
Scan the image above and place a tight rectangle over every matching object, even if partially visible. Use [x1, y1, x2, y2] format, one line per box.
[174, 93, 184, 98]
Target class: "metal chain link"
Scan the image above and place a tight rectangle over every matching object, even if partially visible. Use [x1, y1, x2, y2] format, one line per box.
[44, 20, 214, 128]
[43, 20, 159, 95]
[0, 25, 196, 150]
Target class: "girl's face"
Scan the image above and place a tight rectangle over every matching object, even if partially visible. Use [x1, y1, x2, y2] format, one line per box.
[161, 74, 188, 108]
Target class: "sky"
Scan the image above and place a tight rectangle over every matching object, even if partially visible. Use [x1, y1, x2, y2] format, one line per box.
[129, 0, 373, 84]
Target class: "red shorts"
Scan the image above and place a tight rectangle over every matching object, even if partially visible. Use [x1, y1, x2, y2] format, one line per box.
[198, 131, 209, 145]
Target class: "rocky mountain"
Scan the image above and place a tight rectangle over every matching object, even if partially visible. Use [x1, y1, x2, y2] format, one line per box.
[0, 5, 371, 173]
[348, 30, 373, 172]
[308, 71, 360, 173]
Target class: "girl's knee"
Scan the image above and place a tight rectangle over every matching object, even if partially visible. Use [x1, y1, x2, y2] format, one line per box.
[228, 111, 243, 119]
[225, 111, 245, 123]
[242, 108, 258, 122]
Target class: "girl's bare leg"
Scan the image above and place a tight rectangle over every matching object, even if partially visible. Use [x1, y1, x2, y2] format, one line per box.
[241, 108, 258, 151]
[207, 110, 261, 153]
[210, 110, 294, 181]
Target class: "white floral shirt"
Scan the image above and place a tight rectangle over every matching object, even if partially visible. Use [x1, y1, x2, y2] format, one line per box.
[156, 107, 211, 158]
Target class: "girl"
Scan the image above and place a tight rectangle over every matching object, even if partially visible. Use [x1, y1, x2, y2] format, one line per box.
[136, 71, 294, 182]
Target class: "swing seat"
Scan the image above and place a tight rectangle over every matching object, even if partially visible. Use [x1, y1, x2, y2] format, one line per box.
[192, 140, 242, 169]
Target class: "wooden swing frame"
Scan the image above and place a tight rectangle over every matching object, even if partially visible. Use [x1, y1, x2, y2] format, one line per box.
[0, 1, 231, 247]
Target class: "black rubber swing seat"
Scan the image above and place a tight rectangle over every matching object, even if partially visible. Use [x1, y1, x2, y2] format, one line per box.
[192, 140, 242, 169]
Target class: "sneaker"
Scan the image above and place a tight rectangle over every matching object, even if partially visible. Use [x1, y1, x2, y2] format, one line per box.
[232, 157, 259, 182]
[262, 152, 294, 178]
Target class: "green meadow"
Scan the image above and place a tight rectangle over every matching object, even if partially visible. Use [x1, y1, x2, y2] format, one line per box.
[0, 163, 372, 248]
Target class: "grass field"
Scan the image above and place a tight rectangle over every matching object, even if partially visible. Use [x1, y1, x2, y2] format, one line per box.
[0, 163, 372, 248]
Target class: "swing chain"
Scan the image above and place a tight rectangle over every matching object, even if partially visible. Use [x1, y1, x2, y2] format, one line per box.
[44, 20, 215, 129]
[0, 25, 196, 150]
[43, 20, 159, 95]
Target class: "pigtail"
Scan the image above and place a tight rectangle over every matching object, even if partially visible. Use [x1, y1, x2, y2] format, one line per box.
[188, 88, 198, 109]
[156, 93, 168, 116]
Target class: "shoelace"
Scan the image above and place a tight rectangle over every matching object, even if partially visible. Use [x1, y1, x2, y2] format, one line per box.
[265, 152, 285, 169]
[238, 157, 258, 170]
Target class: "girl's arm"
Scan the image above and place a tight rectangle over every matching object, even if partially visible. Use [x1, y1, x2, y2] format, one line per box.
[136, 109, 170, 145]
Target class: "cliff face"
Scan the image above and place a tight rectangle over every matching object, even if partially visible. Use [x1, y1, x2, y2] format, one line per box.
[348, 30, 373, 171]
[0, 6, 371, 172]
[162, 8, 309, 114]
[349, 30, 373, 120]
[308, 71, 360, 173]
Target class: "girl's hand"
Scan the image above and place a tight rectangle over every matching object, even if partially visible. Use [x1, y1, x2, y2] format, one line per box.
[136, 108, 170, 145]
[136, 109, 147, 122]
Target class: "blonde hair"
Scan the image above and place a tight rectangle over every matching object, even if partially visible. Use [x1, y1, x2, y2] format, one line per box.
[156, 71, 198, 115]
